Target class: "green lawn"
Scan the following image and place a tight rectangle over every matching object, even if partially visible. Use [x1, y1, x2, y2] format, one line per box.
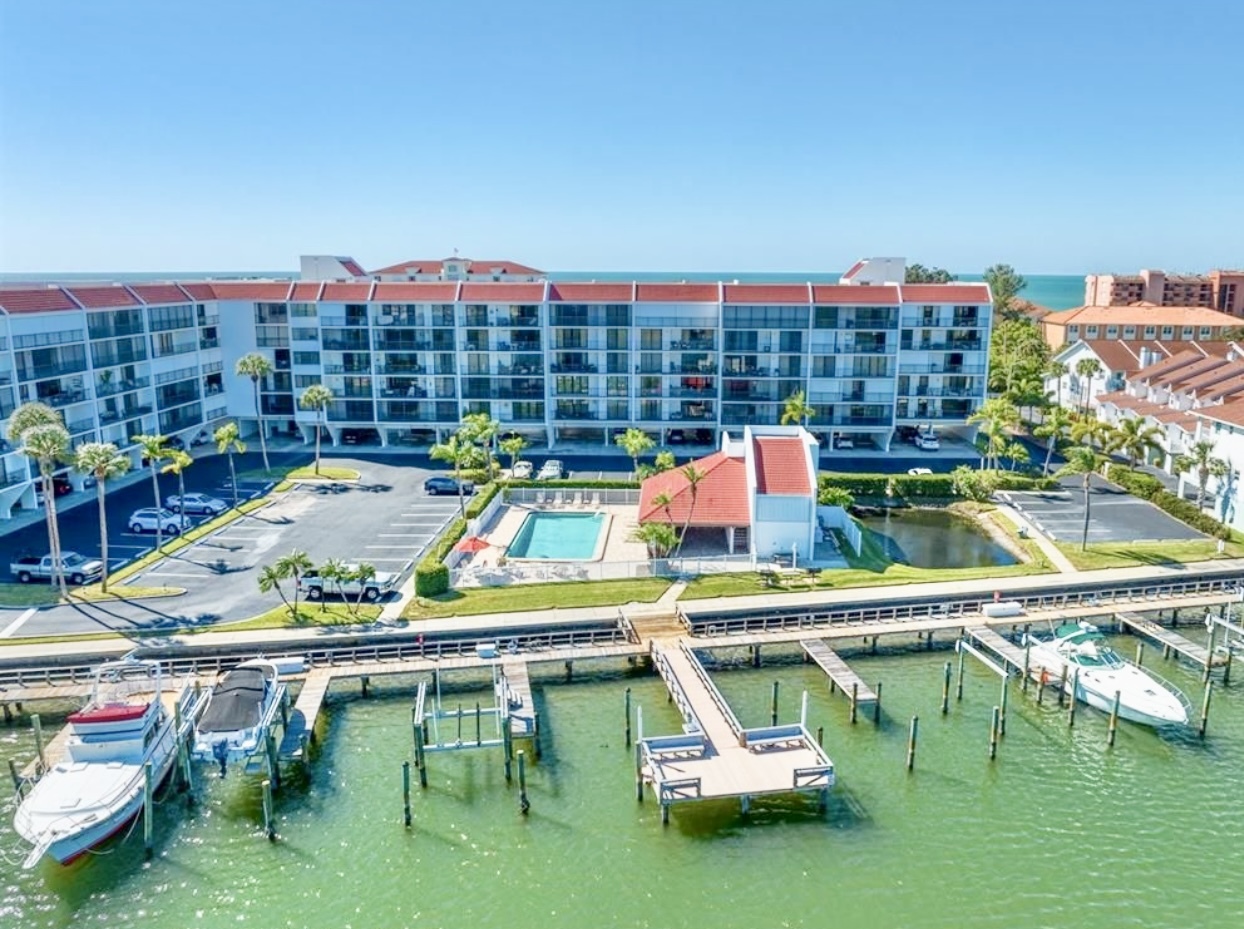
[0, 583, 62, 608]
[403, 578, 670, 620]
[1055, 539, 1244, 571]
[69, 584, 186, 602]
[222, 601, 382, 631]
[238, 464, 360, 482]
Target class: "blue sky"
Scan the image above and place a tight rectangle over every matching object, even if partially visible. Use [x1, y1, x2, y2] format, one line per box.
[1, 0, 1241, 274]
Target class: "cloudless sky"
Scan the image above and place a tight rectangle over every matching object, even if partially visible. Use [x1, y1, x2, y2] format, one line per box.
[1, 0, 1241, 275]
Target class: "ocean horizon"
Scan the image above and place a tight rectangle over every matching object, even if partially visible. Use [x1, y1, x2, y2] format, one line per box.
[0, 269, 1087, 310]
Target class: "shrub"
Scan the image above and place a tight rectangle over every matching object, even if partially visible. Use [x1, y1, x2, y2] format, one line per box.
[989, 472, 1058, 491]
[1105, 465, 1229, 537]
[413, 482, 501, 597]
[891, 473, 956, 498]
[1104, 464, 1163, 500]
[818, 485, 855, 508]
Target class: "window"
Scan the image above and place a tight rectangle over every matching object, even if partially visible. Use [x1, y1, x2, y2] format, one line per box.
[291, 327, 319, 342]
[293, 351, 321, 366]
[1200, 327, 1213, 339]
[1122, 327, 1135, 339]
[1086, 326, 1099, 338]
[1143, 326, 1156, 339]
[1106, 326, 1118, 339]
[147, 304, 195, 332]
[1161, 326, 1174, 339]
[1181, 327, 1194, 339]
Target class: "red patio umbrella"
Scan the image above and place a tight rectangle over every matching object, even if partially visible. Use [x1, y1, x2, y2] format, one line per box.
[455, 535, 490, 554]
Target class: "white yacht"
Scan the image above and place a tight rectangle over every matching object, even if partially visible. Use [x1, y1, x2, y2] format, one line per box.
[13, 658, 205, 868]
[1024, 622, 1190, 727]
[191, 659, 286, 775]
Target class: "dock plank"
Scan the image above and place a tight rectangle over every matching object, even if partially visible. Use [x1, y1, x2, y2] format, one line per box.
[1116, 612, 1223, 668]
[498, 660, 534, 735]
[800, 639, 877, 702]
[963, 627, 1029, 673]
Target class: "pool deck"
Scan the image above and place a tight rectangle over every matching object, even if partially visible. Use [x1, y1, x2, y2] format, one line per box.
[466, 501, 649, 572]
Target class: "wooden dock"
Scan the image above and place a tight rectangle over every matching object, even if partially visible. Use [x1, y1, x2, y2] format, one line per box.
[963, 627, 1029, 675]
[1116, 612, 1225, 668]
[800, 639, 877, 704]
[639, 641, 833, 820]
[278, 667, 332, 759]
[498, 660, 535, 735]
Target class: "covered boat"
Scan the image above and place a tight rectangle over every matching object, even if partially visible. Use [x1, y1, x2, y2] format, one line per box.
[191, 659, 286, 775]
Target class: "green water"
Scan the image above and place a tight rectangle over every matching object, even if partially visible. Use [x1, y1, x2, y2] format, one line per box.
[3, 632, 1242, 929]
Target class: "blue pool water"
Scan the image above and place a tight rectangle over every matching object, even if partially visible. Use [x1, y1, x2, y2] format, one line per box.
[507, 512, 606, 560]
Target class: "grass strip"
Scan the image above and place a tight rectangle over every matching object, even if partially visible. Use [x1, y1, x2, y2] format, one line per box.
[69, 584, 186, 603]
[0, 583, 62, 609]
[1054, 538, 1244, 571]
[403, 577, 670, 620]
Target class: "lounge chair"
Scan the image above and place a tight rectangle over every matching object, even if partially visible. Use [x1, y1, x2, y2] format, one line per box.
[553, 491, 565, 506]
[590, 492, 601, 507]
[572, 491, 583, 506]
[535, 491, 546, 505]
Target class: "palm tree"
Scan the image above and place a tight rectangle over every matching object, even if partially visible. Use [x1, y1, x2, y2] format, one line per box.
[1055, 447, 1098, 551]
[430, 433, 474, 519]
[135, 434, 171, 549]
[348, 562, 377, 617]
[499, 434, 528, 476]
[652, 491, 674, 526]
[1174, 440, 1230, 511]
[1075, 358, 1103, 416]
[257, 562, 291, 613]
[235, 352, 274, 471]
[298, 384, 334, 476]
[675, 464, 705, 556]
[967, 397, 1019, 470]
[1034, 406, 1073, 475]
[215, 421, 247, 509]
[318, 557, 348, 612]
[780, 389, 815, 427]
[632, 522, 679, 558]
[1108, 417, 1163, 469]
[1003, 440, 1030, 472]
[1070, 416, 1111, 452]
[615, 427, 655, 478]
[1045, 360, 1068, 408]
[20, 422, 72, 597]
[275, 549, 314, 619]
[462, 412, 500, 481]
[8, 402, 68, 594]
[162, 449, 194, 534]
[74, 442, 129, 593]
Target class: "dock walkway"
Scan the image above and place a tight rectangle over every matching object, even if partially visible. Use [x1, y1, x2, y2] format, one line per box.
[279, 667, 332, 759]
[498, 660, 535, 735]
[1116, 612, 1224, 669]
[800, 639, 877, 703]
[963, 627, 1029, 675]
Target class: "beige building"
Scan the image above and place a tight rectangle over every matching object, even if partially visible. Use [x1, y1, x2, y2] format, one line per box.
[1041, 304, 1240, 350]
[1084, 268, 1244, 315]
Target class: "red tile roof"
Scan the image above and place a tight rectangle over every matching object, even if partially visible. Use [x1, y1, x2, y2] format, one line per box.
[1074, 340, 1170, 374]
[546, 282, 635, 302]
[637, 451, 749, 527]
[1167, 355, 1231, 390]
[634, 283, 720, 303]
[371, 258, 544, 276]
[64, 285, 139, 308]
[0, 287, 79, 313]
[1044, 304, 1238, 327]
[290, 282, 325, 301]
[459, 282, 546, 303]
[209, 282, 295, 301]
[1134, 348, 1209, 382]
[1194, 369, 1244, 402]
[178, 282, 217, 301]
[340, 258, 366, 277]
[1196, 399, 1244, 428]
[722, 283, 811, 305]
[900, 284, 992, 304]
[810, 284, 900, 305]
[840, 259, 866, 281]
[320, 282, 374, 302]
[127, 283, 193, 305]
[371, 282, 460, 302]
[753, 437, 811, 495]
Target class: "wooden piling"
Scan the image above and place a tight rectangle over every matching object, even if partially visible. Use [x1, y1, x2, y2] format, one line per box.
[941, 661, 952, 714]
[1199, 682, 1213, 739]
[402, 762, 412, 827]
[624, 687, 632, 747]
[634, 738, 644, 803]
[770, 680, 780, 726]
[1067, 669, 1079, 727]
[1204, 623, 1217, 684]
[299, 733, 310, 772]
[1057, 665, 1068, 708]
[9, 758, 23, 796]
[999, 676, 1009, 738]
[989, 706, 1000, 760]
[533, 711, 542, 760]
[143, 761, 154, 858]
[517, 750, 530, 815]
[414, 722, 427, 789]
[1135, 641, 1145, 668]
[2, 702, 11, 724]
[849, 682, 858, 725]
[280, 688, 290, 729]
[503, 719, 513, 783]
[266, 731, 280, 792]
[873, 681, 882, 724]
[475, 702, 482, 747]
[752, 644, 761, 668]
[1223, 647, 1233, 687]
[32, 713, 46, 774]
[816, 725, 823, 747]
[361, 675, 370, 698]
[956, 646, 965, 701]
[926, 630, 934, 650]
[564, 660, 573, 682]
[262, 778, 276, 840]
[1021, 642, 1031, 694]
[1107, 691, 1121, 748]
[906, 716, 918, 771]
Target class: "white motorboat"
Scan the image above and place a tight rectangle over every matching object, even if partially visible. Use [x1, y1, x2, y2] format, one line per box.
[13, 658, 205, 869]
[191, 659, 286, 775]
[1023, 621, 1190, 727]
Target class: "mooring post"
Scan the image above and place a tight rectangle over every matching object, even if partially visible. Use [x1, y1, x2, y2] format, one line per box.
[262, 778, 276, 841]
[1223, 648, 1233, 687]
[475, 702, 482, 747]
[1199, 682, 1213, 739]
[906, 716, 918, 772]
[870, 636, 878, 655]
[661, 802, 670, 825]
[989, 706, 1000, 761]
[402, 761, 412, 828]
[9, 758, 23, 796]
[850, 682, 858, 725]
[816, 725, 823, 747]
[564, 660, 573, 682]
[1135, 641, 1145, 668]
[280, 688, 290, 729]
[1107, 691, 1121, 748]
[1057, 665, 1068, 708]
[414, 722, 427, 789]
[143, 760, 154, 858]
[31, 713, 46, 774]
[1021, 642, 1031, 694]
[517, 749, 530, 815]
[299, 733, 310, 773]
[361, 676, 370, 699]
[771, 680, 780, 726]
[533, 711, 543, 760]
[999, 676, 1009, 738]
[266, 731, 281, 792]
[503, 720, 513, 782]
[752, 645, 761, 668]
[956, 646, 965, 701]
[1067, 669, 1079, 727]
[941, 661, 952, 714]
[634, 741, 644, 802]
[624, 687, 632, 747]
[1204, 624, 1218, 684]
[873, 681, 882, 724]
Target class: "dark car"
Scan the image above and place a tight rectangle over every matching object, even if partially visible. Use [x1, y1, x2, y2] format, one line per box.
[424, 476, 474, 496]
[342, 427, 380, 445]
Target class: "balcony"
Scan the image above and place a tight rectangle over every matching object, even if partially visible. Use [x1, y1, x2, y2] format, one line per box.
[374, 361, 427, 375]
[554, 408, 603, 420]
[722, 391, 779, 402]
[641, 386, 717, 399]
[550, 362, 598, 374]
[496, 313, 540, 328]
[897, 385, 982, 398]
[900, 339, 984, 352]
[667, 338, 717, 351]
[322, 338, 370, 352]
[374, 338, 433, 353]
[721, 365, 800, 378]
[497, 362, 542, 376]
[200, 337, 220, 350]
[99, 404, 153, 423]
[898, 363, 987, 375]
[41, 389, 90, 408]
[373, 312, 425, 327]
[319, 315, 369, 328]
[96, 376, 150, 397]
[461, 387, 545, 401]
[324, 364, 372, 375]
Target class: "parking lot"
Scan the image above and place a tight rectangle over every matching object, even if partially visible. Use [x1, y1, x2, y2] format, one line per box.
[1002, 474, 1204, 544]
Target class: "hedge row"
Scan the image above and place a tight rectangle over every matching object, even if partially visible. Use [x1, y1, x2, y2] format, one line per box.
[414, 482, 502, 597]
[818, 472, 956, 499]
[989, 472, 1058, 491]
[1106, 465, 1229, 538]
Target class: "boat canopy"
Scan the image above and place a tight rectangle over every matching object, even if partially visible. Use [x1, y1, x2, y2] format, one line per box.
[198, 667, 272, 732]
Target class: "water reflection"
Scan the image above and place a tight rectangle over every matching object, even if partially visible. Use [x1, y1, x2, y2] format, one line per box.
[860, 508, 1016, 569]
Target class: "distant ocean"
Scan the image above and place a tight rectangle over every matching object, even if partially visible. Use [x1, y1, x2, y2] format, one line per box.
[0, 270, 1087, 311]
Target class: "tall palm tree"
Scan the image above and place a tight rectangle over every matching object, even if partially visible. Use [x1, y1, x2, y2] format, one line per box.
[235, 352, 274, 471]
[134, 434, 171, 549]
[1070, 416, 1111, 452]
[215, 421, 247, 510]
[20, 422, 72, 597]
[967, 397, 1019, 470]
[298, 384, 334, 476]
[430, 433, 474, 519]
[675, 464, 705, 556]
[1075, 358, 1103, 416]
[162, 449, 194, 534]
[615, 427, 655, 478]
[1174, 440, 1230, 511]
[7, 402, 67, 593]
[318, 557, 348, 612]
[780, 389, 815, 427]
[74, 442, 130, 593]
[275, 549, 314, 619]
[1045, 360, 1068, 408]
[257, 563, 291, 613]
[348, 562, 377, 617]
[1034, 406, 1073, 475]
[652, 491, 674, 526]
[462, 412, 500, 481]
[1108, 417, 1163, 469]
[499, 434, 528, 476]
[1055, 447, 1098, 551]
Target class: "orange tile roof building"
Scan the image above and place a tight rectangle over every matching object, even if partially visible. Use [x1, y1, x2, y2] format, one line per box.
[1041, 304, 1240, 350]
[1084, 269, 1244, 316]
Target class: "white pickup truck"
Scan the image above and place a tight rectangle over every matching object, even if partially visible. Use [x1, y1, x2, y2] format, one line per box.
[10, 551, 104, 585]
[297, 566, 400, 602]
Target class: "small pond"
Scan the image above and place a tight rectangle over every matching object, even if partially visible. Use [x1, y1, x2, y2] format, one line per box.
[859, 508, 1018, 569]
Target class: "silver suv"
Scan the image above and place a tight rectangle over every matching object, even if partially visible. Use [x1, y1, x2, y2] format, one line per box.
[128, 507, 182, 535]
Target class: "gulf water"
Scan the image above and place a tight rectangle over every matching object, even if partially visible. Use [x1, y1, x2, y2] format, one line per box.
[3, 630, 1242, 929]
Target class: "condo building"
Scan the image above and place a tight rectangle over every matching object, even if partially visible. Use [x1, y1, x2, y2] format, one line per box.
[1084, 268, 1244, 316]
[0, 256, 992, 519]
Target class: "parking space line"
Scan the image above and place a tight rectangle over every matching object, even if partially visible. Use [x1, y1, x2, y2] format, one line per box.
[0, 608, 39, 639]
[365, 545, 419, 550]
[377, 533, 428, 538]
[141, 570, 218, 579]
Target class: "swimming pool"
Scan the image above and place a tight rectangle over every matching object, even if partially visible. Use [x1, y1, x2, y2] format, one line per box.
[507, 511, 609, 561]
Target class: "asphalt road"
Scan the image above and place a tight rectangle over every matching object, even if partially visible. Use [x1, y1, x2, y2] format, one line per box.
[1004, 474, 1204, 544]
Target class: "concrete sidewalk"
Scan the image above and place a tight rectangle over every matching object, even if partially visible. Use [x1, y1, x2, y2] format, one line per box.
[993, 503, 1078, 573]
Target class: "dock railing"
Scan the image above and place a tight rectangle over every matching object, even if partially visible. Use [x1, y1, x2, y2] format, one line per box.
[677, 640, 745, 743]
[650, 643, 702, 734]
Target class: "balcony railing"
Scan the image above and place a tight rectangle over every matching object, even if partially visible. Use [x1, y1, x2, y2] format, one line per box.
[898, 364, 987, 375]
[897, 386, 982, 398]
[319, 315, 369, 328]
[375, 340, 433, 352]
[374, 362, 426, 375]
[324, 364, 372, 375]
[642, 387, 717, 398]
[554, 409, 603, 420]
[41, 390, 90, 408]
[200, 338, 220, 350]
[550, 363, 598, 374]
[900, 340, 984, 352]
[461, 388, 545, 401]
[96, 376, 150, 397]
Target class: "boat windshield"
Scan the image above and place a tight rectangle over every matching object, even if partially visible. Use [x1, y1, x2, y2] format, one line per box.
[1068, 643, 1125, 669]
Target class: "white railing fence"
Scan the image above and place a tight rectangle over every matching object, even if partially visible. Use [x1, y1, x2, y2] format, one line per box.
[451, 552, 756, 588]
